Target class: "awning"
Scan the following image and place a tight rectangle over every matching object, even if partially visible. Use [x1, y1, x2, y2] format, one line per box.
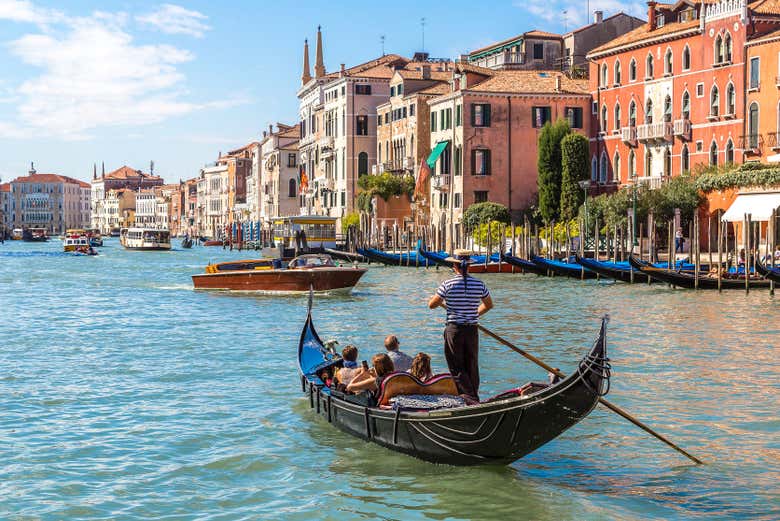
[426, 141, 450, 169]
[721, 192, 780, 222]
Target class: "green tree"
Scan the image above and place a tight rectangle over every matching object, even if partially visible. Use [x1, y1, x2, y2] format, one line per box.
[559, 133, 590, 221]
[341, 212, 360, 233]
[537, 119, 571, 223]
[462, 202, 510, 233]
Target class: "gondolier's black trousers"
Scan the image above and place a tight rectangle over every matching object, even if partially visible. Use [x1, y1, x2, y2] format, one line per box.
[444, 323, 479, 401]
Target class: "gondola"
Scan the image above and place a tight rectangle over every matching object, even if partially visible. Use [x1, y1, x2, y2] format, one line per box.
[499, 253, 549, 275]
[576, 255, 653, 283]
[755, 257, 780, 283]
[356, 247, 432, 267]
[181, 236, 193, 249]
[297, 303, 611, 465]
[628, 254, 771, 289]
[324, 248, 367, 263]
[531, 255, 598, 279]
[417, 248, 516, 273]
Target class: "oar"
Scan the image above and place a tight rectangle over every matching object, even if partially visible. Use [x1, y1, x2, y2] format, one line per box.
[478, 324, 704, 465]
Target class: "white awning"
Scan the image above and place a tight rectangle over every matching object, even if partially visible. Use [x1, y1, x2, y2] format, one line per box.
[721, 192, 780, 222]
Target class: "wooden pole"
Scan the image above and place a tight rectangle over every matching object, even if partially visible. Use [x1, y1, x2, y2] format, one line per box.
[478, 324, 704, 465]
[771, 209, 776, 295]
[594, 217, 599, 261]
[717, 215, 723, 292]
[744, 214, 749, 294]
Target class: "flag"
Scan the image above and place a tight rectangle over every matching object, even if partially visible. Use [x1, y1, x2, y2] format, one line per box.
[299, 167, 308, 194]
[415, 158, 431, 197]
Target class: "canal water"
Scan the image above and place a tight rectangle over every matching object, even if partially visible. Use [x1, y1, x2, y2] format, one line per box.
[0, 239, 778, 520]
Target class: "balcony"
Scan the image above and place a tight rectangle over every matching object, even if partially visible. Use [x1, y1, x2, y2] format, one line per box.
[635, 176, 665, 190]
[620, 126, 637, 145]
[432, 175, 450, 191]
[637, 122, 672, 142]
[319, 177, 335, 191]
[768, 132, 780, 150]
[739, 134, 763, 155]
[673, 118, 692, 140]
[382, 157, 414, 173]
[473, 51, 526, 70]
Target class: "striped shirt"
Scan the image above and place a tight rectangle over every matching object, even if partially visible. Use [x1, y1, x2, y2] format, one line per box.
[436, 275, 490, 325]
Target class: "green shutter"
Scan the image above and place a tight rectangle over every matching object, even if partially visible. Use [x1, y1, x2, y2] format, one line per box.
[484, 104, 491, 126]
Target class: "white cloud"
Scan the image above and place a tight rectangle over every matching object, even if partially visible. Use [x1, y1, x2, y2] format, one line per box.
[0, 0, 64, 26]
[0, 2, 238, 140]
[136, 4, 210, 38]
[521, 0, 646, 28]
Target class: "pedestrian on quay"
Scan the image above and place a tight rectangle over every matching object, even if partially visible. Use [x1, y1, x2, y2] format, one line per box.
[427, 249, 493, 404]
[675, 228, 684, 254]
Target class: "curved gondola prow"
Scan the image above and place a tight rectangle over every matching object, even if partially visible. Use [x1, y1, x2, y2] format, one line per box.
[298, 286, 327, 377]
[755, 257, 780, 282]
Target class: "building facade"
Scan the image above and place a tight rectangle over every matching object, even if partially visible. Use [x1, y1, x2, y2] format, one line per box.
[9, 166, 91, 234]
[91, 165, 163, 233]
[259, 123, 301, 220]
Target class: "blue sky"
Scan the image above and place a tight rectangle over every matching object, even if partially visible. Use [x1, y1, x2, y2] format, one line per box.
[0, 0, 644, 184]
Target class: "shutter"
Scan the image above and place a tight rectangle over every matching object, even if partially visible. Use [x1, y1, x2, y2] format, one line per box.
[485, 149, 491, 175]
[484, 104, 491, 127]
[470, 104, 476, 126]
[471, 149, 477, 175]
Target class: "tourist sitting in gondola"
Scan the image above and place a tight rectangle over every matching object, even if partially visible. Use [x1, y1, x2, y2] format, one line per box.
[345, 353, 395, 396]
[408, 353, 433, 382]
[384, 335, 412, 372]
[333, 345, 361, 387]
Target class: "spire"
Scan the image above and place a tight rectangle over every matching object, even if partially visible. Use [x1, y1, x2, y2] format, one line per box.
[93, 163, 97, 180]
[315, 25, 325, 78]
[29, 161, 36, 175]
[101, 161, 105, 179]
[301, 38, 312, 85]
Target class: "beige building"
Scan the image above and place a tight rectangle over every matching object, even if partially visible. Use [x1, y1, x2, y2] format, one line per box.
[259, 123, 301, 220]
[91, 164, 163, 233]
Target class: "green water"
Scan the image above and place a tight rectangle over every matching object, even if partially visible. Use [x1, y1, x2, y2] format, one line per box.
[1, 239, 778, 520]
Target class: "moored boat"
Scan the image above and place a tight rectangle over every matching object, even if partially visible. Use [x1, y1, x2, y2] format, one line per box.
[531, 255, 597, 279]
[22, 227, 49, 242]
[192, 253, 366, 293]
[120, 227, 171, 251]
[181, 236, 193, 249]
[298, 304, 611, 465]
[576, 255, 653, 283]
[63, 236, 97, 255]
[357, 247, 432, 267]
[755, 257, 780, 283]
[628, 254, 770, 289]
[499, 253, 548, 275]
[324, 248, 367, 263]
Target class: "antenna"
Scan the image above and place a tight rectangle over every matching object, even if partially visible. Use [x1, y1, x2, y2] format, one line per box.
[380, 34, 385, 56]
[563, 9, 568, 32]
[421, 17, 426, 52]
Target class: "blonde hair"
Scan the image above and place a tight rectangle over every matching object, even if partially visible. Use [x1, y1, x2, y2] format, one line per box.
[410, 352, 432, 381]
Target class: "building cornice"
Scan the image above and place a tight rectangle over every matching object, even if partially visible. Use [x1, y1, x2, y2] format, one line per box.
[587, 27, 701, 60]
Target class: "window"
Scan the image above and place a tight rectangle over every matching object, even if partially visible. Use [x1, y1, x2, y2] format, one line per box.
[663, 147, 671, 177]
[533, 43, 544, 60]
[629, 58, 637, 81]
[455, 105, 462, 126]
[288, 178, 297, 197]
[472, 149, 491, 175]
[600, 105, 608, 132]
[646, 54, 654, 79]
[664, 49, 673, 75]
[565, 107, 583, 129]
[710, 141, 719, 165]
[454, 146, 462, 176]
[726, 83, 736, 115]
[454, 193, 462, 209]
[601, 63, 608, 87]
[750, 57, 760, 89]
[681, 145, 689, 172]
[445, 108, 452, 129]
[696, 83, 704, 97]
[384, 113, 389, 124]
[682, 45, 691, 70]
[715, 35, 723, 64]
[599, 152, 608, 183]
[645, 99, 653, 124]
[696, 140, 703, 152]
[725, 139, 734, 163]
[341, 191, 345, 207]
[474, 190, 488, 203]
[410, 104, 415, 117]
[378, 142, 382, 162]
[431, 111, 437, 131]
[629, 100, 637, 126]
[532, 106, 551, 127]
[663, 95, 672, 122]
[645, 149, 653, 176]
[440, 144, 451, 175]
[358, 152, 368, 176]
[390, 86, 395, 97]
[749, 102, 759, 148]
[614, 61, 621, 85]
[591, 156, 597, 181]
[613, 151, 621, 182]
[356, 115, 368, 135]
[377, 114, 382, 126]
[682, 91, 690, 119]
[725, 33, 732, 63]
[355, 84, 371, 95]
[397, 84, 403, 96]
[440, 109, 445, 129]
[472, 104, 491, 126]
[628, 150, 636, 178]
[710, 86, 719, 117]
[288, 154, 296, 167]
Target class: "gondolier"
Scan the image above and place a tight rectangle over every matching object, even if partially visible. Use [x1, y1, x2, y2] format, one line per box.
[428, 249, 493, 403]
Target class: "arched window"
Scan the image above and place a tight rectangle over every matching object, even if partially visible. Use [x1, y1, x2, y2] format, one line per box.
[628, 150, 636, 178]
[599, 152, 608, 183]
[681, 144, 689, 173]
[614, 103, 622, 130]
[613, 151, 621, 183]
[682, 90, 690, 119]
[378, 142, 382, 163]
[725, 139, 734, 164]
[715, 34, 723, 64]
[358, 152, 368, 176]
[646, 53, 654, 79]
[663, 95, 672, 122]
[645, 98, 653, 124]
[664, 48, 673, 74]
[591, 156, 598, 181]
[601, 63, 608, 87]
[726, 83, 736, 115]
[724, 33, 732, 62]
[709, 141, 718, 166]
[663, 147, 671, 177]
[629, 58, 637, 81]
[645, 148, 653, 176]
[682, 45, 691, 70]
[629, 100, 637, 126]
[749, 102, 759, 148]
[614, 60, 622, 85]
[710, 85, 719, 117]
[288, 178, 297, 197]
[601, 104, 608, 132]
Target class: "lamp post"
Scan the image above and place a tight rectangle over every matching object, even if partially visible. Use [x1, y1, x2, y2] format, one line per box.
[578, 180, 591, 234]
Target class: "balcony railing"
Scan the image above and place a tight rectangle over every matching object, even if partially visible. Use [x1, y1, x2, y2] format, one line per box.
[432, 175, 450, 191]
[739, 134, 763, 154]
[673, 118, 692, 140]
[473, 51, 526, 70]
[382, 157, 415, 172]
[635, 176, 666, 190]
[620, 126, 637, 145]
[767, 132, 780, 150]
[637, 122, 671, 142]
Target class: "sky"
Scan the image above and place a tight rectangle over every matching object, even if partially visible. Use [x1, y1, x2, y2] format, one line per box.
[0, 0, 646, 184]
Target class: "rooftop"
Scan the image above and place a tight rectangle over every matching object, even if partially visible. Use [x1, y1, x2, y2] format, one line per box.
[465, 70, 589, 95]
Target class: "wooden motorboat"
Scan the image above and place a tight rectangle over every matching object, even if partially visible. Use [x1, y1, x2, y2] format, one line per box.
[628, 254, 771, 289]
[203, 239, 224, 247]
[192, 254, 367, 293]
[298, 304, 610, 465]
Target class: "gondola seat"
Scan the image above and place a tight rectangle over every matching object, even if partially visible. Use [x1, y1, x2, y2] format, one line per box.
[376, 373, 459, 407]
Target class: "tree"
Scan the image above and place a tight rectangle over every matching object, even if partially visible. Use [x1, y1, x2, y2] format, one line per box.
[462, 202, 510, 233]
[537, 119, 571, 223]
[559, 133, 590, 221]
[341, 212, 360, 233]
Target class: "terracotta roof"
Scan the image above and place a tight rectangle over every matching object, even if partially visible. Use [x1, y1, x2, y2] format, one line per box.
[470, 29, 561, 56]
[523, 29, 562, 39]
[455, 62, 496, 76]
[324, 54, 408, 80]
[279, 124, 301, 138]
[588, 18, 700, 56]
[226, 142, 259, 157]
[751, 0, 780, 15]
[565, 12, 645, 36]
[465, 70, 589, 95]
[396, 69, 452, 81]
[12, 173, 87, 184]
[416, 83, 451, 96]
[747, 26, 780, 43]
[0, 183, 10, 192]
[105, 165, 159, 180]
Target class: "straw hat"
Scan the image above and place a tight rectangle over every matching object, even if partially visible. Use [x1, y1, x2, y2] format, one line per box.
[444, 249, 476, 264]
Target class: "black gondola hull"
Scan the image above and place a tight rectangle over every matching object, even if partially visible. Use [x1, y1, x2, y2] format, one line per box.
[499, 253, 547, 275]
[531, 256, 598, 279]
[755, 258, 780, 283]
[628, 254, 771, 289]
[576, 255, 652, 283]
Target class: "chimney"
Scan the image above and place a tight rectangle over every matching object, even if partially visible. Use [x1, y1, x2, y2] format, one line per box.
[301, 39, 312, 85]
[263, 131, 267, 138]
[647, 1, 657, 31]
[422, 64, 431, 79]
[315, 25, 326, 78]
[594, 10, 603, 24]
[554, 75, 561, 92]
[340, 63, 345, 73]
[269, 124, 273, 135]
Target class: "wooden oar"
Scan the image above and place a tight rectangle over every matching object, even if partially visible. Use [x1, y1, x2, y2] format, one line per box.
[478, 324, 704, 465]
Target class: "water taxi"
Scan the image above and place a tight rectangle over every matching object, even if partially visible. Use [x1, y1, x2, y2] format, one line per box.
[120, 227, 172, 251]
[63, 236, 96, 254]
[22, 227, 49, 242]
[272, 216, 338, 252]
[11, 228, 23, 240]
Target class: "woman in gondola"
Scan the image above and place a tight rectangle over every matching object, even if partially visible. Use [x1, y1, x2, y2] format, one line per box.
[345, 353, 395, 396]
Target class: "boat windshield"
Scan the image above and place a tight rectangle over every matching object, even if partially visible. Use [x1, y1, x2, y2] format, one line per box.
[289, 255, 335, 268]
